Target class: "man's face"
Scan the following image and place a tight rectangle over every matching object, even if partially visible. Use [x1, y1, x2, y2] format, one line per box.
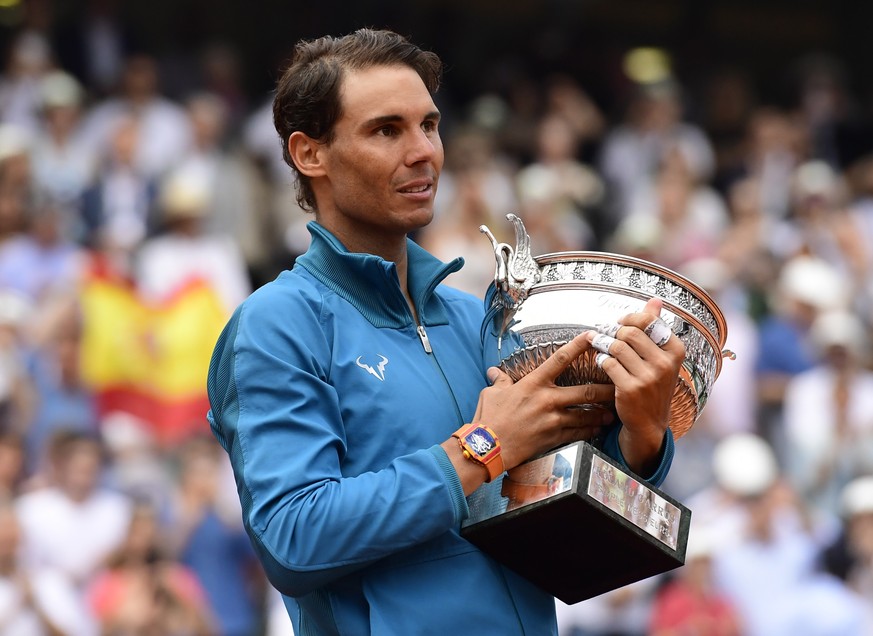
[314, 65, 443, 250]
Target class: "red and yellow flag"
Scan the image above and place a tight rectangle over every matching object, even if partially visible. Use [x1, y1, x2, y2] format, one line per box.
[79, 262, 227, 447]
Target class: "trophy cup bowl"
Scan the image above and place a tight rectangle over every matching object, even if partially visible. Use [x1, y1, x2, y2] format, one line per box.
[479, 213, 733, 439]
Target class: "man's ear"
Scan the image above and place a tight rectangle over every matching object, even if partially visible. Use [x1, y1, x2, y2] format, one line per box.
[287, 131, 326, 177]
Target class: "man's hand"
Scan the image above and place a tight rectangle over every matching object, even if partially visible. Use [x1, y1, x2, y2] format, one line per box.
[470, 333, 614, 472]
[586, 298, 685, 474]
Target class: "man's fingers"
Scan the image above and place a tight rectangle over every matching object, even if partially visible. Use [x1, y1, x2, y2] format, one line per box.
[475, 367, 511, 421]
[620, 297, 664, 330]
[557, 382, 615, 407]
[642, 297, 663, 317]
[524, 333, 591, 385]
[487, 366, 513, 387]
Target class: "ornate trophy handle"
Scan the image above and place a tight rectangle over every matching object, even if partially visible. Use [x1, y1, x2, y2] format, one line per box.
[479, 213, 542, 309]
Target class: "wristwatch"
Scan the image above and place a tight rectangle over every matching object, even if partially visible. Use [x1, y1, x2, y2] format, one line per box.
[452, 423, 504, 482]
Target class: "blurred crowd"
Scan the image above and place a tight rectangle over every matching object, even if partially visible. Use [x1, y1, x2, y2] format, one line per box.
[0, 10, 873, 636]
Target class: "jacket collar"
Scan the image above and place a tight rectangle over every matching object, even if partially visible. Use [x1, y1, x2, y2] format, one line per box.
[296, 221, 464, 328]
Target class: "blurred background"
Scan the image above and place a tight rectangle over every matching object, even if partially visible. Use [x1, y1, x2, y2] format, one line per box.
[1, 0, 873, 634]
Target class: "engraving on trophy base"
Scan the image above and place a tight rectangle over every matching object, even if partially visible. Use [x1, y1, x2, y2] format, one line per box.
[587, 454, 681, 550]
[461, 441, 691, 604]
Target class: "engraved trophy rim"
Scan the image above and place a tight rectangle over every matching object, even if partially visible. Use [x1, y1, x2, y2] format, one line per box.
[481, 214, 733, 440]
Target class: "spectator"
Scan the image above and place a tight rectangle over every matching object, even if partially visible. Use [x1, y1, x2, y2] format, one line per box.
[171, 436, 263, 636]
[711, 483, 866, 636]
[50, 0, 131, 98]
[135, 163, 251, 315]
[87, 499, 214, 635]
[0, 432, 25, 498]
[701, 67, 757, 194]
[514, 112, 603, 253]
[0, 195, 85, 303]
[821, 475, 873, 628]
[29, 70, 97, 239]
[15, 430, 132, 589]
[0, 123, 33, 204]
[685, 433, 784, 551]
[197, 42, 249, 132]
[81, 114, 158, 258]
[0, 495, 98, 635]
[78, 53, 192, 180]
[555, 578, 660, 636]
[240, 96, 310, 278]
[100, 411, 175, 523]
[0, 30, 55, 136]
[696, 435, 866, 636]
[618, 145, 730, 271]
[542, 74, 605, 152]
[661, 258, 759, 501]
[648, 527, 742, 636]
[20, 295, 96, 476]
[754, 255, 849, 454]
[598, 79, 715, 226]
[728, 107, 804, 220]
[172, 91, 267, 284]
[779, 160, 867, 284]
[783, 309, 873, 516]
[716, 176, 783, 319]
[0, 289, 34, 436]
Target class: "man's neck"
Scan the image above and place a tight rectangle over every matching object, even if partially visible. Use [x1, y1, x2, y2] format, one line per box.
[315, 219, 413, 300]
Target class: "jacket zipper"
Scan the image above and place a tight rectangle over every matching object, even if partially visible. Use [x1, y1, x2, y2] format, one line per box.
[416, 324, 432, 353]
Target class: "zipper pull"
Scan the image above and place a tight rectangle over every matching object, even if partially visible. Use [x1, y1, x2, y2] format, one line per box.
[417, 325, 433, 353]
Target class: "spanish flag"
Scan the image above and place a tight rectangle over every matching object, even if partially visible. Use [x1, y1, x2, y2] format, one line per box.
[78, 261, 227, 447]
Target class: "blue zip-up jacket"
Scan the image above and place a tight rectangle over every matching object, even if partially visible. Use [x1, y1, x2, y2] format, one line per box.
[206, 221, 674, 635]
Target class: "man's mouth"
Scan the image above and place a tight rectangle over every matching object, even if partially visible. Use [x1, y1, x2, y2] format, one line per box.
[398, 183, 430, 194]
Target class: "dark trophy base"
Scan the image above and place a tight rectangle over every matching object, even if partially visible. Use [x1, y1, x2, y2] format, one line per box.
[461, 440, 691, 605]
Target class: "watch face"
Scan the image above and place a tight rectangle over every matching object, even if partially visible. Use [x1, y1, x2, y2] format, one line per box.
[464, 428, 496, 457]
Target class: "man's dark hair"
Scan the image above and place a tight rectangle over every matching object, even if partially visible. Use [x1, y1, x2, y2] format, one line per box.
[272, 28, 443, 212]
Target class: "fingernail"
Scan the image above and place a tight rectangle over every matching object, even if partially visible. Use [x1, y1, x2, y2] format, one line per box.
[486, 367, 500, 384]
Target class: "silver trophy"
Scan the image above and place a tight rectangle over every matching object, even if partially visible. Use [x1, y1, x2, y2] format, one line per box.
[462, 213, 733, 604]
[479, 213, 733, 439]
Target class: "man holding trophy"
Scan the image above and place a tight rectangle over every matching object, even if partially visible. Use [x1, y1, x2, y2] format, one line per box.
[206, 28, 691, 635]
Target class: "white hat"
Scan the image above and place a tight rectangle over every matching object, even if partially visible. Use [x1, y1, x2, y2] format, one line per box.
[0, 124, 31, 162]
[100, 411, 154, 453]
[684, 524, 717, 561]
[712, 433, 778, 497]
[608, 213, 664, 253]
[40, 71, 83, 109]
[680, 257, 729, 295]
[159, 165, 211, 220]
[0, 289, 32, 328]
[792, 160, 839, 200]
[809, 309, 869, 352]
[841, 475, 873, 517]
[778, 256, 848, 310]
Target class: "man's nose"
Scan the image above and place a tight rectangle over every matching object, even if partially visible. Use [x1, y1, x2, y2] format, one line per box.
[405, 128, 440, 165]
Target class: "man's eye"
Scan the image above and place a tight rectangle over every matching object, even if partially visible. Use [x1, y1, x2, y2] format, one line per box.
[422, 120, 437, 133]
[378, 126, 396, 136]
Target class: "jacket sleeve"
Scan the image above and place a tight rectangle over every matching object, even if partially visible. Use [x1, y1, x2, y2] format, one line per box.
[206, 294, 469, 598]
[601, 424, 674, 487]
